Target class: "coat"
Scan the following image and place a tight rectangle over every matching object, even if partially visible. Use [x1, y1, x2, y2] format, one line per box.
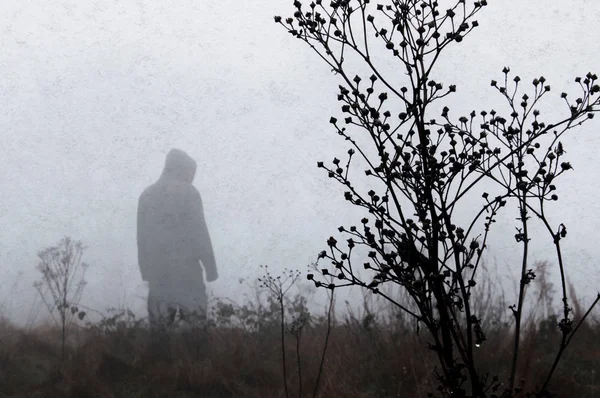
[136, 149, 217, 284]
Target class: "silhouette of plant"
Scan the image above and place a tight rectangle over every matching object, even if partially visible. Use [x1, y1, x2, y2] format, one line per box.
[212, 276, 310, 334]
[33, 236, 88, 360]
[274, 1, 600, 396]
[258, 265, 302, 398]
[287, 308, 310, 398]
[309, 261, 336, 398]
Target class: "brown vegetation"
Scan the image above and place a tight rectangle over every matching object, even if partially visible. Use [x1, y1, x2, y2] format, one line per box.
[0, 264, 597, 398]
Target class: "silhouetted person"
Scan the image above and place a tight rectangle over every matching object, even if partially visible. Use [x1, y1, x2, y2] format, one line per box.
[137, 148, 218, 330]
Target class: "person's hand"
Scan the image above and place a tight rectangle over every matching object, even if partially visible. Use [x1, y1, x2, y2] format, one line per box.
[206, 270, 219, 282]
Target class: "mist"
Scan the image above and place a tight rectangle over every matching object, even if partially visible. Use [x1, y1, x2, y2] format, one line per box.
[1, 0, 599, 327]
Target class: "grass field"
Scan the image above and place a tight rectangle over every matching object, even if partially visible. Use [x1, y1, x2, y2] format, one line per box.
[0, 267, 598, 398]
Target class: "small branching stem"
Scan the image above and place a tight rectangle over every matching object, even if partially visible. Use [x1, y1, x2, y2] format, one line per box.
[279, 296, 290, 398]
[313, 289, 334, 398]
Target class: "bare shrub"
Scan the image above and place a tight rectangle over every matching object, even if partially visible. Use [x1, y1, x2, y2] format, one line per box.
[34, 236, 88, 360]
[274, 1, 600, 396]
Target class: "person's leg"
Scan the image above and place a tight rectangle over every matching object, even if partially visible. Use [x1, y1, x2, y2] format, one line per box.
[146, 282, 168, 360]
[177, 272, 208, 328]
[147, 279, 182, 361]
[148, 279, 178, 330]
[178, 296, 207, 327]
[147, 283, 162, 330]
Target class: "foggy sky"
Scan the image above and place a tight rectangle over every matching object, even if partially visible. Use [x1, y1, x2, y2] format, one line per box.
[1, 0, 599, 325]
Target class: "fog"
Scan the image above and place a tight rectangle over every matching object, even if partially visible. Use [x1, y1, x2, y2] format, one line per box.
[1, 0, 599, 326]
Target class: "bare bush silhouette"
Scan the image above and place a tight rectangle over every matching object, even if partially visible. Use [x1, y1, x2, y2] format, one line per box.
[34, 236, 88, 360]
[258, 265, 302, 398]
[274, 1, 600, 396]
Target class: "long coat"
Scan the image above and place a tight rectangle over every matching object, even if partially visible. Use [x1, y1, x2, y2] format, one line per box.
[136, 149, 217, 285]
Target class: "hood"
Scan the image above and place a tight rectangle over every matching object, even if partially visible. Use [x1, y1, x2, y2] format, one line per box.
[160, 148, 197, 183]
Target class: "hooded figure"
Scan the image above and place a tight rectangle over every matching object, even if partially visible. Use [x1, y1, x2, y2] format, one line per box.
[137, 148, 218, 329]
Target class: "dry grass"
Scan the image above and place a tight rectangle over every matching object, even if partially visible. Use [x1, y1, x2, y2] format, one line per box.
[0, 274, 598, 398]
